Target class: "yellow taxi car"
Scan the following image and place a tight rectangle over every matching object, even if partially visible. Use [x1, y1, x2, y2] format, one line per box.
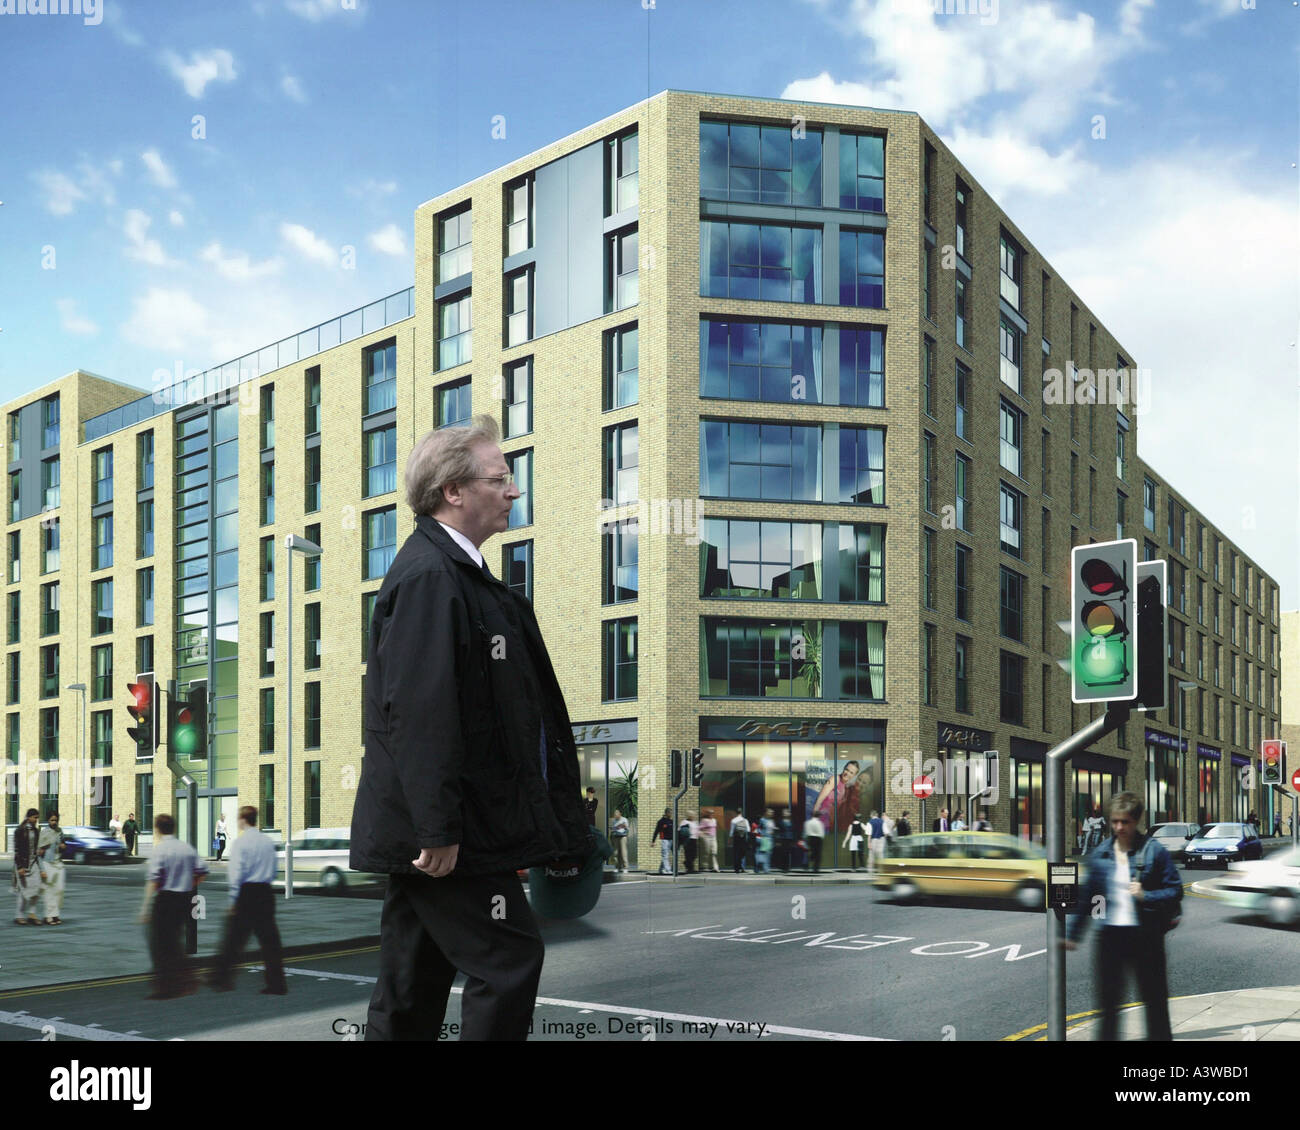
[873, 832, 1047, 911]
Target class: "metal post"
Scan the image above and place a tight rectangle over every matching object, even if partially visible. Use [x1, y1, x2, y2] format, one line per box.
[1046, 701, 1131, 1042]
[80, 688, 87, 826]
[285, 541, 294, 901]
[1177, 693, 1184, 822]
[671, 750, 688, 878]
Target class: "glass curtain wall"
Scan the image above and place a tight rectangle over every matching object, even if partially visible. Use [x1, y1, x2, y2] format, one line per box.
[575, 741, 640, 869]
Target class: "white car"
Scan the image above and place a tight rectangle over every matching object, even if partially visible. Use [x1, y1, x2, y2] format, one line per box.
[1191, 845, 1300, 926]
[274, 827, 384, 892]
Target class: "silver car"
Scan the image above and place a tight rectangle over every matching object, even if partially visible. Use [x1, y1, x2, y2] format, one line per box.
[273, 827, 384, 892]
[1148, 822, 1199, 862]
[1192, 845, 1300, 926]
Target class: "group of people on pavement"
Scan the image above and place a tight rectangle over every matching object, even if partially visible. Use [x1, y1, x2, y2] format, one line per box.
[11, 809, 65, 926]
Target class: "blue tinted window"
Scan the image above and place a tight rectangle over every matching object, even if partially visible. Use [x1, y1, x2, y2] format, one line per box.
[838, 231, 884, 307]
[839, 133, 885, 212]
[838, 327, 885, 407]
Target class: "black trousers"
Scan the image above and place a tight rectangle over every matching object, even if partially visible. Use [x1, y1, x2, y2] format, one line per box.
[806, 836, 823, 872]
[732, 833, 748, 871]
[149, 890, 192, 996]
[215, 834, 227, 861]
[684, 839, 697, 873]
[365, 871, 544, 1042]
[1096, 926, 1172, 1041]
[213, 883, 286, 992]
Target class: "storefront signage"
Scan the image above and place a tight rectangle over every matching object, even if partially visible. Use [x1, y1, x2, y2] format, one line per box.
[735, 718, 845, 738]
[1196, 745, 1221, 760]
[938, 723, 994, 752]
[1145, 729, 1186, 752]
[571, 720, 638, 745]
[700, 717, 885, 742]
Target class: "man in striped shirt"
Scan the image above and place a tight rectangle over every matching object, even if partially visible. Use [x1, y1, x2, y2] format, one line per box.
[138, 814, 208, 1000]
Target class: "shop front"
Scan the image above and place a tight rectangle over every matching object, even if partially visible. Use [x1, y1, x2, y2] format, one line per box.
[935, 723, 999, 832]
[573, 719, 638, 869]
[698, 716, 886, 871]
[1196, 744, 1221, 826]
[1145, 729, 1184, 824]
[1010, 737, 1124, 847]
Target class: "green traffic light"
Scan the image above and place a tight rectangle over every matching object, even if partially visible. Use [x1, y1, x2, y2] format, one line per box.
[1078, 636, 1128, 683]
[173, 724, 198, 756]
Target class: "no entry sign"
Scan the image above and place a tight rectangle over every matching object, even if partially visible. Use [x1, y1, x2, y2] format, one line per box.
[912, 776, 935, 799]
[1292, 769, 1300, 792]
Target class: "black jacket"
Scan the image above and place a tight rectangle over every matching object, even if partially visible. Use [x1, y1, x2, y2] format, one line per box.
[350, 515, 589, 876]
[12, 820, 39, 872]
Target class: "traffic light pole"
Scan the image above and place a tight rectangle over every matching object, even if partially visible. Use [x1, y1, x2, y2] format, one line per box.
[671, 750, 688, 878]
[1045, 700, 1132, 1042]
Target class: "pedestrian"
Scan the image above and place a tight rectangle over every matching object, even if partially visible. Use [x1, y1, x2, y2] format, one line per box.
[804, 811, 825, 873]
[1246, 810, 1258, 829]
[349, 417, 590, 1041]
[122, 813, 139, 856]
[951, 809, 967, 832]
[866, 810, 887, 875]
[583, 787, 599, 828]
[1082, 808, 1106, 853]
[654, 808, 674, 874]
[37, 811, 66, 926]
[610, 809, 630, 872]
[210, 806, 287, 995]
[12, 808, 42, 926]
[729, 811, 750, 872]
[775, 809, 794, 873]
[698, 810, 719, 872]
[108, 813, 123, 840]
[747, 817, 759, 872]
[1273, 813, 1283, 838]
[679, 812, 698, 873]
[896, 810, 912, 837]
[974, 809, 992, 832]
[139, 813, 208, 1000]
[844, 815, 867, 871]
[214, 813, 229, 861]
[1064, 791, 1181, 1041]
[755, 809, 774, 873]
[932, 807, 950, 832]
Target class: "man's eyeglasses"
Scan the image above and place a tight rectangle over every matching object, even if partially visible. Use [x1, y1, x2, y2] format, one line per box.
[470, 472, 514, 489]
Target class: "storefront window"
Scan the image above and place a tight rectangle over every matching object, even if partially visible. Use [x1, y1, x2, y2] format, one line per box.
[576, 737, 640, 870]
[1071, 767, 1122, 850]
[1145, 743, 1180, 824]
[1012, 759, 1043, 844]
[1196, 756, 1220, 826]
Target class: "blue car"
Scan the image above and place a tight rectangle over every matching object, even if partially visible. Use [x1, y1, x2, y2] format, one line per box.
[1184, 822, 1263, 868]
[59, 826, 128, 864]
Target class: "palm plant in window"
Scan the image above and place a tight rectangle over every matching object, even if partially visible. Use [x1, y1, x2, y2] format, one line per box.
[796, 622, 821, 697]
[608, 762, 638, 820]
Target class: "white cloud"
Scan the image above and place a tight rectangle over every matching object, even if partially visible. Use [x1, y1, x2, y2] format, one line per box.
[286, 0, 353, 21]
[160, 48, 237, 98]
[55, 298, 97, 336]
[367, 223, 406, 257]
[33, 170, 87, 216]
[199, 241, 283, 281]
[280, 222, 336, 266]
[123, 209, 174, 266]
[141, 148, 177, 189]
[281, 74, 307, 104]
[1119, 0, 1155, 40]
[121, 287, 215, 352]
[168, 210, 185, 227]
[941, 127, 1095, 201]
[348, 177, 398, 199]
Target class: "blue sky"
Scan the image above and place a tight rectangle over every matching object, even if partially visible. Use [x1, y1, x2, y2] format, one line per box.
[0, 0, 1296, 604]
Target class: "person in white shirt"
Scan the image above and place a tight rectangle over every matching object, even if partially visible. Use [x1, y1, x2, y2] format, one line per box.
[210, 806, 287, 995]
[139, 814, 209, 999]
[803, 813, 826, 873]
[729, 811, 751, 872]
[108, 813, 123, 840]
[214, 813, 229, 861]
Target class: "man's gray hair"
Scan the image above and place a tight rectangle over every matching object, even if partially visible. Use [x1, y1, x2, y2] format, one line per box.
[405, 415, 501, 516]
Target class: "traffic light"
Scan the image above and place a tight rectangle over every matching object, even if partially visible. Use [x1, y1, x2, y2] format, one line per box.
[671, 749, 683, 789]
[1262, 739, 1283, 785]
[125, 674, 157, 754]
[690, 747, 703, 788]
[167, 683, 208, 759]
[1071, 539, 1138, 704]
[1134, 560, 1168, 712]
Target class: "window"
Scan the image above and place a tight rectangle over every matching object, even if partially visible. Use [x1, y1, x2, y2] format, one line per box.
[92, 579, 113, 635]
[1000, 651, 1024, 725]
[42, 395, 60, 449]
[923, 142, 935, 221]
[955, 544, 971, 621]
[1168, 498, 1186, 556]
[304, 761, 321, 829]
[504, 358, 532, 438]
[260, 611, 275, 677]
[9, 470, 19, 523]
[503, 542, 533, 602]
[40, 582, 58, 636]
[607, 129, 639, 213]
[505, 268, 533, 346]
[136, 634, 153, 677]
[1088, 467, 1096, 527]
[999, 232, 1021, 309]
[1041, 508, 1050, 573]
[922, 433, 935, 513]
[1116, 417, 1128, 480]
[840, 621, 886, 699]
[305, 369, 321, 437]
[93, 514, 113, 570]
[955, 362, 969, 440]
[838, 427, 886, 505]
[698, 618, 818, 698]
[699, 420, 821, 501]
[304, 681, 320, 750]
[93, 447, 113, 505]
[955, 636, 970, 712]
[438, 205, 472, 282]
[1144, 538, 1158, 562]
[999, 400, 1023, 476]
[305, 603, 321, 671]
[1143, 478, 1156, 531]
[922, 338, 935, 417]
[5, 712, 16, 763]
[5, 592, 16, 645]
[955, 182, 969, 259]
[305, 447, 321, 513]
[91, 643, 111, 701]
[999, 317, 1021, 394]
[1000, 484, 1023, 557]
[1213, 535, 1221, 581]
[698, 519, 821, 600]
[838, 132, 885, 212]
[438, 293, 472, 370]
[603, 618, 637, 701]
[607, 227, 638, 312]
[955, 276, 968, 349]
[1117, 491, 1127, 541]
[260, 687, 275, 753]
[7, 411, 19, 462]
[137, 567, 154, 626]
[436, 378, 472, 429]
[699, 120, 821, 206]
[922, 243, 932, 320]
[363, 507, 397, 579]
[1070, 452, 1079, 514]
[1041, 431, 1051, 494]
[364, 341, 397, 416]
[955, 453, 970, 530]
[137, 499, 154, 557]
[1000, 567, 1023, 641]
[364, 426, 397, 497]
[8, 530, 18, 584]
[261, 461, 275, 525]
[1041, 585, 1051, 650]
[361, 591, 378, 661]
[304, 523, 321, 591]
[40, 644, 59, 699]
[261, 536, 274, 601]
[923, 623, 936, 706]
[603, 520, 639, 603]
[840, 326, 885, 407]
[505, 174, 534, 256]
[41, 457, 60, 509]
[1041, 272, 1051, 345]
[838, 524, 885, 602]
[6, 653, 16, 705]
[260, 385, 275, 450]
[701, 221, 821, 303]
[506, 450, 532, 528]
[259, 764, 275, 830]
[923, 528, 936, 609]
[838, 229, 885, 307]
[607, 324, 638, 409]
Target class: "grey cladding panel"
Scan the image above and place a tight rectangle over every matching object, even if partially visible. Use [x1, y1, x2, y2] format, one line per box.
[533, 139, 606, 338]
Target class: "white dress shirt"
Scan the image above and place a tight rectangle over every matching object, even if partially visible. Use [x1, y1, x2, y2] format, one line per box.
[227, 826, 278, 904]
[1108, 845, 1139, 927]
[437, 521, 483, 568]
[147, 836, 209, 893]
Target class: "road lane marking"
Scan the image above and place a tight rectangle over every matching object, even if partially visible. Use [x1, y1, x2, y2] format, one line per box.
[0, 1010, 152, 1042]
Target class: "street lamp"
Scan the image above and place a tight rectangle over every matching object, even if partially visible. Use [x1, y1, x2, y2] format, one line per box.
[65, 683, 87, 825]
[1176, 679, 1196, 822]
[283, 532, 322, 900]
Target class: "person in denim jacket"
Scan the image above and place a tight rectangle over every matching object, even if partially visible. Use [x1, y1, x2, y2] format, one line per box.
[1064, 791, 1182, 1041]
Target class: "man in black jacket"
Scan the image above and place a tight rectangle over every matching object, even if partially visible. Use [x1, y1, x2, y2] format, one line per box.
[351, 415, 590, 1041]
[12, 809, 41, 925]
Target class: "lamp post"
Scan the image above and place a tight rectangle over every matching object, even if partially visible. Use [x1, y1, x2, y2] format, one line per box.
[1176, 679, 1197, 822]
[65, 683, 87, 825]
[283, 533, 322, 900]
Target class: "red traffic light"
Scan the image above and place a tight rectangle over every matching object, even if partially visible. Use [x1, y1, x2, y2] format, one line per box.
[1263, 740, 1281, 765]
[127, 681, 152, 715]
[1080, 558, 1125, 595]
